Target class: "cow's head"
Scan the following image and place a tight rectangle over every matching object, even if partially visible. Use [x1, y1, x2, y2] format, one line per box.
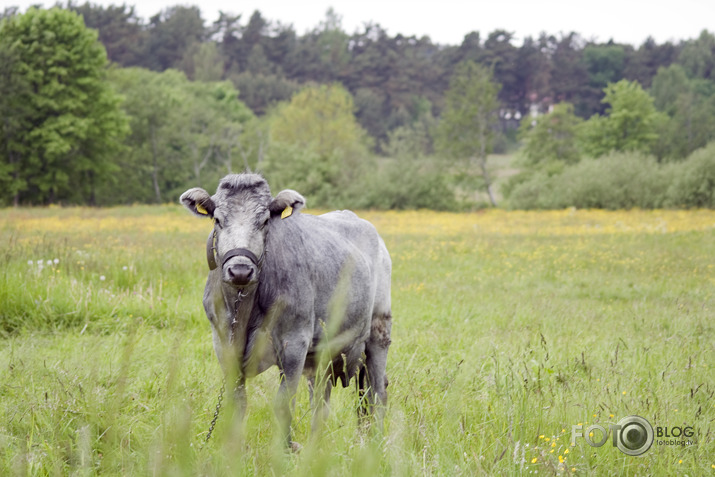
[180, 174, 305, 288]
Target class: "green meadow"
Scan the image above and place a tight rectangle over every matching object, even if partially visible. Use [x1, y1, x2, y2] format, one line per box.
[1, 206, 713, 475]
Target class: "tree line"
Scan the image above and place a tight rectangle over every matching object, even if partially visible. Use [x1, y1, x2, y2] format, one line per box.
[47, 4, 715, 140]
[1, 4, 714, 208]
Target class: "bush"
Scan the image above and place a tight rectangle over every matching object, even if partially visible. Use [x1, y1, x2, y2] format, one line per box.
[508, 153, 671, 209]
[666, 142, 715, 208]
[505, 171, 562, 209]
[501, 160, 566, 202]
[357, 158, 457, 210]
[262, 140, 458, 211]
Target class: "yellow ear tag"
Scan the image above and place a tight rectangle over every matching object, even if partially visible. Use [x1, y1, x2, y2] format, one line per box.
[196, 203, 208, 215]
[281, 206, 293, 219]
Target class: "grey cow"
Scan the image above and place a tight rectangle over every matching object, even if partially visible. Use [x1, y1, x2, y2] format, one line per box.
[180, 173, 392, 445]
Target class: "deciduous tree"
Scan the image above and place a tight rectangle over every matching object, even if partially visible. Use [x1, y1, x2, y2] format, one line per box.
[270, 83, 368, 159]
[0, 7, 128, 205]
[108, 68, 254, 203]
[0, 35, 32, 206]
[518, 102, 583, 165]
[436, 60, 501, 206]
[265, 83, 370, 204]
[580, 80, 665, 157]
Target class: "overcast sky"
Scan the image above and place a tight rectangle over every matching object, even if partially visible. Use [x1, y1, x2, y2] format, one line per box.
[9, 0, 714, 46]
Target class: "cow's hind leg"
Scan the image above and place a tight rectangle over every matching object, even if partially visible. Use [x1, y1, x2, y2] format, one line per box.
[356, 361, 370, 425]
[359, 311, 392, 428]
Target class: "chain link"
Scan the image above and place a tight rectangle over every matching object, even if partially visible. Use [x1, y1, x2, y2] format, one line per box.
[204, 378, 226, 444]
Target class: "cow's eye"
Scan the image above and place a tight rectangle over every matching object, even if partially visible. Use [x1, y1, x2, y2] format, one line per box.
[214, 217, 222, 229]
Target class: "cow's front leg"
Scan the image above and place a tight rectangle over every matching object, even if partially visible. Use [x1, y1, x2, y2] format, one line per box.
[275, 337, 309, 448]
[234, 376, 246, 419]
[308, 373, 333, 433]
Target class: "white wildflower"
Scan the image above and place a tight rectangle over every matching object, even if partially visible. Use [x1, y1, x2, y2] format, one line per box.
[100, 275, 106, 281]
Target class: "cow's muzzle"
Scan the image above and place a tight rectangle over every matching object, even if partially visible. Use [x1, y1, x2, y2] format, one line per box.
[221, 248, 261, 287]
[206, 229, 264, 287]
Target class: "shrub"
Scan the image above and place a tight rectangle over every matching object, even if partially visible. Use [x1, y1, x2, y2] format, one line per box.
[508, 153, 671, 209]
[503, 171, 562, 209]
[666, 142, 715, 207]
[357, 158, 457, 210]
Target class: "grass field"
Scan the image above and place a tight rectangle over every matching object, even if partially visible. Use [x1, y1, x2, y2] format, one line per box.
[1, 206, 714, 475]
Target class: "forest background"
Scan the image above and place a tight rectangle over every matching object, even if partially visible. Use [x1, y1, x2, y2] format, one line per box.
[1, 4, 714, 209]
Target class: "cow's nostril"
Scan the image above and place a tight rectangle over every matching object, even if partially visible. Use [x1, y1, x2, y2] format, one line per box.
[227, 263, 253, 285]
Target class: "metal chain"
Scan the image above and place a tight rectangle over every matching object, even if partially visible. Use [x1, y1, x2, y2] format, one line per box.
[204, 286, 246, 446]
[204, 378, 226, 444]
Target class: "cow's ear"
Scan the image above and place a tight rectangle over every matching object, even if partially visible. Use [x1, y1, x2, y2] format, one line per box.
[269, 189, 305, 217]
[180, 188, 215, 218]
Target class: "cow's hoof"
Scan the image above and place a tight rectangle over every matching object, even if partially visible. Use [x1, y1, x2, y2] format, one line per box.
[290, 441, 303, 453]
